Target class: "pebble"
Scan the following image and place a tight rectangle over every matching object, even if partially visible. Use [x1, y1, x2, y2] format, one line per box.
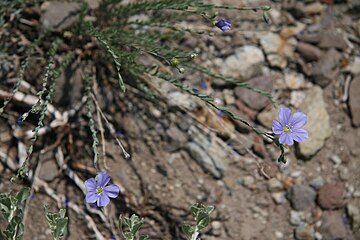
[345, 56, 360, 75]
[259, 32, 297, 69]
[39, 160, 58, 182]
[211, 221, 222, 237]
[298, 86, 332, 159]
[329, 155, 342, 166]
[320, 211, 347, 240]
[234, 75, 274, 111]
[272, 192, 287, 204]
[338, 166, 350, 181]
[242, 176, 255, 189]
[222, 89, 235, 105]
[312, 48, 342, 88]
[219, 45, 265, 81]
[257, 107, 278, 129]
[275, 231, 284, 239]
[287, 185, 317, 211]
[317, 183, 346, 209]
[166, 125, 188, 144]
[296, 42, 323, 62]
[284, 71, 306, 90]
[290, 210, 304, 225]
[268, 178, 283, 192]
[290, 91, 306, 108]
[294, 224, 315, 240]
[349, 76, 360, 127]
[168, 91, 198, 111]
[309, 176, 324, 190]
[41, 1, 81, 31]
[346, 203, 360, 231]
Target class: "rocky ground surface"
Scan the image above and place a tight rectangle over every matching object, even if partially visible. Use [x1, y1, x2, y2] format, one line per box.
[1, 0, 360, 239]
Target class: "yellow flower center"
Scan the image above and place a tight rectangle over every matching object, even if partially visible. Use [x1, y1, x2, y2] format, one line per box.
[96, 187, 103, 195]
[283, 126, 291, 133]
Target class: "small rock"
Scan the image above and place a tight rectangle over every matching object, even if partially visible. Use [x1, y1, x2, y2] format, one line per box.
[338, 166, 350, 181]
[234, 75, 274, 111]
[284, 71, 306, 90]
[319, 29, 349, 50]
[272, 192, 287, 204]
[290, 211, 304, 225]
[122, 115, 141, 138]
[296, 42, 323, 62]
[222, 89, 235, 105]
[345, 56, 360, 75]
[259, 32, 297, 69]
[257, 107, 278, 129]
[290, 91, 306, 108]
[41, 1, 81, 31]
[294, 224, 315, 240]
[39, 160, 58, 182]
[219, 45, 265, 81]
[287, 185, 317, 211]
[268, 178, 284, 192]
[242, 176, 255, 189]
[298, 86, 332, 158]
[275, 230, 284, 239]
[320, 211, 347, 240]
[318, 183, 346, 209]
[304, 2, 326, 15]
[349, 76, 360, 127]
[329, 155, 342, 166]
[312, 48, 342, 87]
[211, 221, 222, 237]
[168, 91, 197, 111]
[347, 203, 360, 231]
[166, 125, 188, 143]
[309, 176, 324, 190]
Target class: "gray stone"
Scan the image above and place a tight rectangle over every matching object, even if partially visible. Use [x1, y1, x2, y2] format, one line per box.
[220, 45, 265, 81]
[39, 160, 58, 182]
[234, 75, 274, 111]
[319, 29, 349, 50]
[287, 185, 317, 211]
[259, 32, 297, 69]
[298, 86, 332, 159]
[347, 203, 360, 231]
[166, 125, 187, 143]
[168, 91, 197, 111]
[184, 126, 231, 179]
[267, 178, 283, 192]
[320, 211, 347, 240]
[41, 1, 81, 31]
[242, 176, 255, 188]
[309, 176, 324, 190]
[290, 210, 304, 225]
[294, 225, 315, 240]
[349, 76, 360, 127]
[272, 192, 287, 204]
[296, 42, 323, 62]
[312, 48, 342, 87]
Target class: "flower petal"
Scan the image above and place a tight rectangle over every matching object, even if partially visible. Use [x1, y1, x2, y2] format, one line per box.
[279, 133, 294, 145]
[272, 120, 284, 134]
[84, 178, 97, 191]
[85, 191, 98, 204]
[97, 194, 110, 207]
[97, 172, 111, 187]
[104, 184, 120, 198]
[290, 112, 307, 129]
[278, 108, 292, 126]
[291, 128, 309, 143]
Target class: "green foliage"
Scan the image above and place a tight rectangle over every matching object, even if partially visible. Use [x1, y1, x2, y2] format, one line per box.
[182, 203, 214, 240]
[43, 205, 68, 240]
[119, 214, 149, 240]
[0, 187, 31, 240]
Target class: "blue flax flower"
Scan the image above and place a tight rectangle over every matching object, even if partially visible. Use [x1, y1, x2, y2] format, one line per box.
[215, 19, 231, 32]
[272, 107, 309, 145]
[85, 172, 119, 207]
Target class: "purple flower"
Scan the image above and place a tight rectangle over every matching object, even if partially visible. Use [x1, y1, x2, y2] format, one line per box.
[215, 19, 231, 32]
[17, 116, 24, 125]
[84, 172, 119, 207]
[272, 107, 309, 146]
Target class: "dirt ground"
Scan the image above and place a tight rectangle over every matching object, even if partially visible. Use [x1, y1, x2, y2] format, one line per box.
[1, 0, 360, 240]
